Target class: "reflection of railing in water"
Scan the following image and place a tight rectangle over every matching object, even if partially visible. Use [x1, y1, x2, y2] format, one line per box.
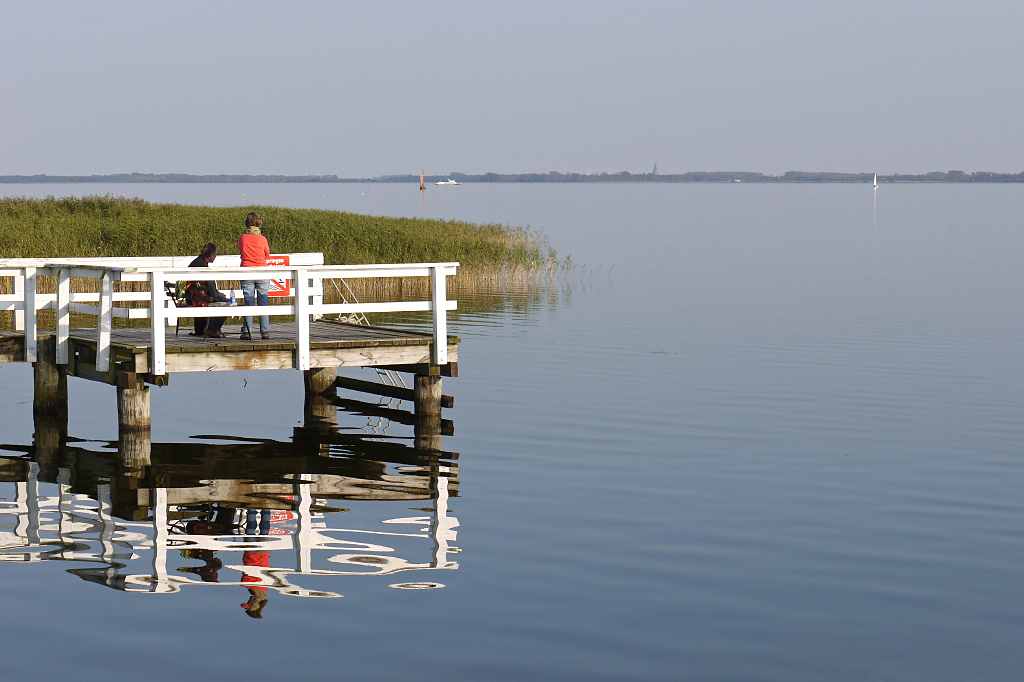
[0, 425, 459, 607]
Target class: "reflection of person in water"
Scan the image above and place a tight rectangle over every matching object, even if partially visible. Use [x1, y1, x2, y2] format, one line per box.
[241, 564, 270, 617]
[178, 505, 236, 583]
[240, 508, 272, 619]
[179, 548, 222, 582]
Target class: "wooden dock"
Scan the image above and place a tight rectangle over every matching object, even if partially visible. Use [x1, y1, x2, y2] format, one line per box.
[1, 319, 458, 380]
[0, 254, 460, 452]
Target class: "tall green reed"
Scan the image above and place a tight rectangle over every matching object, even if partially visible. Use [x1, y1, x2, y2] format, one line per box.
[0, 195, 554, 270]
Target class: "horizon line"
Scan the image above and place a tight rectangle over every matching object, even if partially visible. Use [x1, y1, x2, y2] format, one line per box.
[2, 169, 1023, 184]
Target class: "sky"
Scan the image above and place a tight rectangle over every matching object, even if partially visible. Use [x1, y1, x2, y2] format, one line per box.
[1, 1, 1022, 177]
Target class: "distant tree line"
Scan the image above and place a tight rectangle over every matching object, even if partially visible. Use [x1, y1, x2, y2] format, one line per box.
[0, 172, 345, 183]
[4, 170, 1024, 184]
[381, 170, 1024, 183]
[379, 171, 779, 183]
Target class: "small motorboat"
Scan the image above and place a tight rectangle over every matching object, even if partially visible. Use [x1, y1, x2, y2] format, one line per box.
[435, 178, 461, 185]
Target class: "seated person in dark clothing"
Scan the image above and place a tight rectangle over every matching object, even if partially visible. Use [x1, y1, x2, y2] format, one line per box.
[187, 242, 231, 338]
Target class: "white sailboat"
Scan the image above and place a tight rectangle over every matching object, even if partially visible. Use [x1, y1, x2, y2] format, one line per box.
[873, 173, 878, 189]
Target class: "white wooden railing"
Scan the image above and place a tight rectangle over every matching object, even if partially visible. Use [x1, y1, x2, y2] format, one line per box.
[0, 255, 458, 375]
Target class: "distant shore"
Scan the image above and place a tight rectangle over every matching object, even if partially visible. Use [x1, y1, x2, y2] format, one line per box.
[2, 170, 1023, 184]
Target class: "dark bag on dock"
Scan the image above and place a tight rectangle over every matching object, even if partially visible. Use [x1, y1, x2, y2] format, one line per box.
[184, 281, 210, 307]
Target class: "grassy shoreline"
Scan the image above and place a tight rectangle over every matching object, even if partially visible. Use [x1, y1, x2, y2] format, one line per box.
[0, 196, 562, 328]
[0, 195, 556, 271]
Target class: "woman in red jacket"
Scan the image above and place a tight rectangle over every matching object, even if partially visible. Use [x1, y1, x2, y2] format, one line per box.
[239, 212, 272, 339]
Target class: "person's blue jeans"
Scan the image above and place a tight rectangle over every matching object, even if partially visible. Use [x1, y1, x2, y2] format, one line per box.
[240, 279, 270, 335]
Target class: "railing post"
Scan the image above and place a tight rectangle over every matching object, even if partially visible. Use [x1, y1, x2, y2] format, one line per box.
[55, 267, 70, 365]
[96, 270, 113, 372]
[23, 267, 37, 363]
[431, 266, 448, 365]
[150, 271, 166, 375]
[295, 268, 311, 370]
[311, 274, 324, 321]
[14, 269, 24, 331]
[165, 276, 178, 328]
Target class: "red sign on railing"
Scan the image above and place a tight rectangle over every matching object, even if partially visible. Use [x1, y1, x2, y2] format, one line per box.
[267, 255, 290, 297]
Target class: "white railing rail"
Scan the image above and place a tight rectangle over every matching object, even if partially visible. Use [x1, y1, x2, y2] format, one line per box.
[0, 256, 457, 375]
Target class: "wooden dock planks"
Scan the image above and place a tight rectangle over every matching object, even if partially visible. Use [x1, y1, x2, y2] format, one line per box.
[0, 320, 459, 380]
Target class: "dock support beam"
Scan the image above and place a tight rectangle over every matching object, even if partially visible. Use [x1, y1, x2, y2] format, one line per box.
[414, 373, 442, 451]
[303, 367, 338, 432]
[117, 380, 151, 475]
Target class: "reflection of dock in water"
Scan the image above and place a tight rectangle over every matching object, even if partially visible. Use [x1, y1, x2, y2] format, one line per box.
[0, 254, 465, 613]
[0, 415, 459, 603]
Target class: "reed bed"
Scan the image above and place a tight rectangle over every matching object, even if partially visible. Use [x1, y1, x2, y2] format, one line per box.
[0, 195, 564, 329]
[0, 195, 554, 266]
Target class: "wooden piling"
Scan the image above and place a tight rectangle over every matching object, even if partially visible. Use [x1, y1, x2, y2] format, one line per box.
[116, 379, 152, 475]
[304, 367, 338, 397]
[116, 383, 151, 432]
[414, 374, 443, 451]
[33, 337, 67, 417]
[304, 366, 338, 432]
[414, 374, 442, 418]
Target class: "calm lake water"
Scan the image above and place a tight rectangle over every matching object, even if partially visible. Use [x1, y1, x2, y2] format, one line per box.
[1, 182, 1023, 681]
